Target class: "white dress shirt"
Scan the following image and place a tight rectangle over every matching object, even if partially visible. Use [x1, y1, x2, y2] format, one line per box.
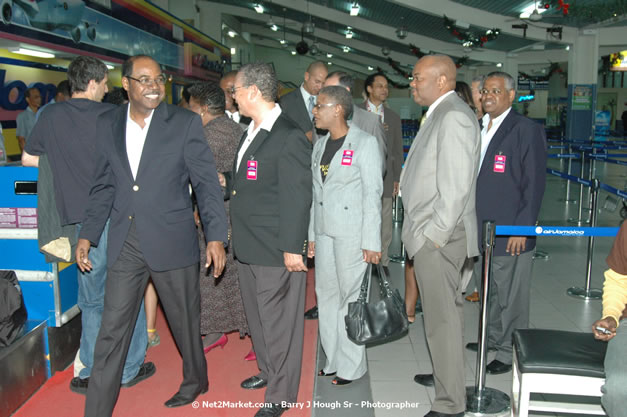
[479, 107, 511, 171]
[226, 109, 241, 123]
[425, 90, 455, 120]
[366, 99, 385, 123]
[126, 106, 155, 180]
[236, 104, 283, 171]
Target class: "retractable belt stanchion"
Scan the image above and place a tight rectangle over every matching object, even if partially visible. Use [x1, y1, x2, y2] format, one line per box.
[561, 144, 576, 204]
[568, 151, 589, 226]
[466, 221, 510, 414]
[390, 194, 405, 264]
[567, 178, 603, 300]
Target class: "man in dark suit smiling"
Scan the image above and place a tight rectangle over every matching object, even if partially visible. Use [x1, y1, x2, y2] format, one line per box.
[76, 55, 227, 416]
[230, 62, 312, 417]
[467, 71, 547, 375]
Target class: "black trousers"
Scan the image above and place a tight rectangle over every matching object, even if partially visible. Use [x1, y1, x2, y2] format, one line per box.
[84, 221, 207, 417]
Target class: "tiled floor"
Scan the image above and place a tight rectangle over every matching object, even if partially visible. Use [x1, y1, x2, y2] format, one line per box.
[364, 155, 625, 417]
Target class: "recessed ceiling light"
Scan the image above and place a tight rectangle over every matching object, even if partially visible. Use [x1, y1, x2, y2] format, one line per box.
[270, 24, 278, 31]
[228, 30, 236, 38]
[291, 51, 297, 55]
[496, 62, 503, 67]
[345, 27, 354, 39]
[565, 45, 570, 50]
[9, 47, 55, 58]
[342, 46, 350, 53]
[367, 66, 374, 71]
[254, 3, 264, 14]
[350, 2, 360, 16]
[279, 39, 286, 45]
[328, 62, 332, 65]
[327, 53, 333, 58]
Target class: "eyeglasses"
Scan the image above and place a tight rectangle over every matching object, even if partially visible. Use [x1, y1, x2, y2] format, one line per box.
[480, 88, 507, 96]
[229, 85, 246, 94]
[126, 75, 167, 86]
[313, 103, 336, 110]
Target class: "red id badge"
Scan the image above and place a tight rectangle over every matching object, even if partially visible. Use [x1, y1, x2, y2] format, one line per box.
[246, 160, 258, 180]
[341, 150, 354, 166]
[493, 155, 506, 173]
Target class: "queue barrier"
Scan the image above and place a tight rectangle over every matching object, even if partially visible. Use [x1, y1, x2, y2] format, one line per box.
[467, 221, 619, 415]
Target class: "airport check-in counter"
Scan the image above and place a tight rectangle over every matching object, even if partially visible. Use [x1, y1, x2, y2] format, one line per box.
[0, 165, 81, 417]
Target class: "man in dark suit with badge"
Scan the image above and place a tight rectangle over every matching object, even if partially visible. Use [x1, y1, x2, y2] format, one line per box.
[76, 55, 227, 416]
[229, 62, 312, 417]
[466, 71, 547, 375]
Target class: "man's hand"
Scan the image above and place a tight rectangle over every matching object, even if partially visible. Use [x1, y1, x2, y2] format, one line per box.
[592, 317, 618, 341]
[506, 236, 527, 256]
[307, 241, 315, 258]
[363, 250, 381, 264]
[305, 130, 313, 143]
[76, 238, 93, 272]
[284, 252, 307, 272]
[194, 209, 201, 227]
[217, 172, 226, 188]
[206, 241, 226, 278]
[393, 181, 400, 197]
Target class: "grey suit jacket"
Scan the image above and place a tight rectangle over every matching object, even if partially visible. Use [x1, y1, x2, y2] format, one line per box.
[309, 125, 383, 251]
[400, 92, 480, 259]
[358, 103, 403, 197]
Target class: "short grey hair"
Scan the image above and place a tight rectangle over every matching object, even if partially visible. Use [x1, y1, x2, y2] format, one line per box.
[486, 71, 515, 92]
[471, 74, 486, 89]
[238, 62, 278, 103]
[318, 85, 353, 121]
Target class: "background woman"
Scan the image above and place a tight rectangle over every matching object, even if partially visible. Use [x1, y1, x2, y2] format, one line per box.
[308, 85, 383, 385]
[187, 82, 249, 352]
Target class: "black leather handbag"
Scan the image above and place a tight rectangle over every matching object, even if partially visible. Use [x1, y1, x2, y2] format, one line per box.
[345, 264, 409, 345]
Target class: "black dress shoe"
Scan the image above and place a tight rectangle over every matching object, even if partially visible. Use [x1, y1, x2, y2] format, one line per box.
[255, 403, 288, 417]
[121, 362, 156, 388]
[466, 342, 497, 353]
[241, 375, 268, 389]
[413, 373, 434, 387]
[164, 387, 208, 408]
[304, 305, 318, 320]
[424, 410, 465, 417]
[486, 359, 512, 375]
[69, 377, 89, 395]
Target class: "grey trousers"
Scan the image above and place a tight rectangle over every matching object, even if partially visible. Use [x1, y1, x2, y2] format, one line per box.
[237, 262, 306, 404]
[413, 225, 467, 414]
[315, 234, 368, 380]
[380, 197, 394, 266]
[85, 221, 207, 417]
[482, 251, 533, 364]
[601, 318, 627, 417]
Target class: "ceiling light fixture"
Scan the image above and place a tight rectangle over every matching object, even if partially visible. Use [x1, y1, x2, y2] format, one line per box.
[310, 42, 319, 55]
[270, 24, 278, 31]
[9, 47, 55, 58]
[368, 66, 374, 71]
[254, 3, 264, 14]
[327, 53, 333, 58]
[350, 2, 360, 16]
[345, 27, 354, 39]
[231, 47, 236, 55]
[303, 20, 315, 34]
[519, 2, 546, 19]
[342, 46, 350, 53]
[328, 61, 332, 65]
[396, 17, 408, 40]
[227, 30, 236, 38]
[106, 64, 115, 70]
[496, 62, 503, 67]
[381, 46, 390, 56]
[291, 50, 297, 55]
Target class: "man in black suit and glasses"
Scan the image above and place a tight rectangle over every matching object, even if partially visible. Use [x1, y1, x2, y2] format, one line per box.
[76, 55, 227, 417]
[230, 62, 312, 417]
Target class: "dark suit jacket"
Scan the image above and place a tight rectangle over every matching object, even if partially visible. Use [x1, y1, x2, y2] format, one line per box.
[80, 102, 228, 271]
[230, 113, 312, 267]
[476, 109, 547, 257]
[279, 88, 313, 134]
[358, 103, 403, 198]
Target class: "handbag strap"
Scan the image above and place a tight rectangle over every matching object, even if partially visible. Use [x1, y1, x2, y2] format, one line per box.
[374, 264, 395, 298]
[357, 263, 373, 303]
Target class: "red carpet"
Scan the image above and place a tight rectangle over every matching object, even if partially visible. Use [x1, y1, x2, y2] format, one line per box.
[14, 271, 318, 417]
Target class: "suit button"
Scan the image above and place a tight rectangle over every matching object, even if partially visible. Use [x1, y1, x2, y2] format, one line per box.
[133, 185, 139, 191]
[232, 190, 237, 196]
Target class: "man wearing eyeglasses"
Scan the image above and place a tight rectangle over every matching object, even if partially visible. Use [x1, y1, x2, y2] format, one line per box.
[466, 71, 547, 375]
[76, 55, 227, 416]
[22, 56, 150, 397]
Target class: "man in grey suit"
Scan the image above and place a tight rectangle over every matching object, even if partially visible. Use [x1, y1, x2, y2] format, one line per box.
[400, 55, 480, 417]
[360, 73, 404, 268]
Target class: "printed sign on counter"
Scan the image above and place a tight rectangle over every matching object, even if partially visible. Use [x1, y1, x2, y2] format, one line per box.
[0, 207, 37, 228]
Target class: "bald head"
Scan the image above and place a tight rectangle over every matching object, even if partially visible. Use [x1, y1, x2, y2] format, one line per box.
[410, 54, 457, 106]
[303, 61, 328, 96]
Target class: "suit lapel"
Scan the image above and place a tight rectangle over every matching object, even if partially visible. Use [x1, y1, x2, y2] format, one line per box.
[234, 129, 270, 182]
[479, 110, 516, 177]
[324, 127, 356, 183]
[113, 104, 133, 180]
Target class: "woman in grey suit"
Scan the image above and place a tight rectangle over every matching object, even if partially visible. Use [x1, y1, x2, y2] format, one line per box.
[307, 86, 383, 385]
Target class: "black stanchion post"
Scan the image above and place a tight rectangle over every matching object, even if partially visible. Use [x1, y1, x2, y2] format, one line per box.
[567, 179, 603, 300]
[569, 151, 589, 226]
[466, 221, 510, 414]
[390, 195, 405, 264]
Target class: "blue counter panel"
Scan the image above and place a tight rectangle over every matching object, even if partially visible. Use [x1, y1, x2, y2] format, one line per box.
[0, 166, 37, 207]
[0, 239, 50, 271]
